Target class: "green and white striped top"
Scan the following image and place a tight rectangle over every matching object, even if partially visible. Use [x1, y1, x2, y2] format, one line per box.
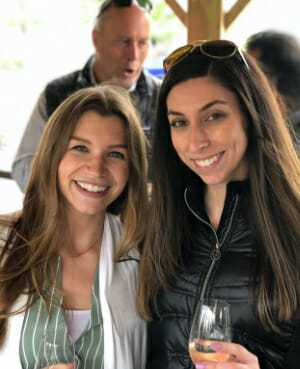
[19, 261, 104, 369]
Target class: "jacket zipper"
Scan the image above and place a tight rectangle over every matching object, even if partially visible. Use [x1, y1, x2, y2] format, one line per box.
[184, 189, 239, 300]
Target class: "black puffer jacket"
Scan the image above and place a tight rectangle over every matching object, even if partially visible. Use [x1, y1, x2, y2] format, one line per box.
[147, 180, 300, 369]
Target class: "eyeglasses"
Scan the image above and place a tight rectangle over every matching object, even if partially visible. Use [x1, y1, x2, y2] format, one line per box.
[163, 40, 249, 74]
[97, 0, 151, 17]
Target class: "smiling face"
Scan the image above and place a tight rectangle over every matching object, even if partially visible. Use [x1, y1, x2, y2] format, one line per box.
[167, 76, 249, 188]
[58, 111, 129, 219]
[92, 5, 150, 89]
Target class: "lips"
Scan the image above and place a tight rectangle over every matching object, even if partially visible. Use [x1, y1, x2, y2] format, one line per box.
[193, 152, 224, 170]
[123, 68, 136, 77]
[75, 180, 108, 193]
[195, 153, 222, 168]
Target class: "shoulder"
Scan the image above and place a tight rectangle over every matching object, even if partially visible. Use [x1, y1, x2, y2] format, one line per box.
[44, 57, 93, 116]
[45, 70, 82, 92]
[45, 56, 93, 95]
[140, 69, 162, 90]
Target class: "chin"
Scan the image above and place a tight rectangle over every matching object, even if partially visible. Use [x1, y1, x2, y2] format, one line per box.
[122, 80, 136, 90]
[199, 175, 227, 186]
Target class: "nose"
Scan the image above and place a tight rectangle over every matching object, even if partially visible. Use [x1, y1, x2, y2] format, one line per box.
[126, 42, 139, 61]
[87, 156, 107, 177]
[187, 123, 209, 152]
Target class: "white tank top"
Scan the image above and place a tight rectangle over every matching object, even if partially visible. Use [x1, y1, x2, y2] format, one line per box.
[65, 309, 91, 341]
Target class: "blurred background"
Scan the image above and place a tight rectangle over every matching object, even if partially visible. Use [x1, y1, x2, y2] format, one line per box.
[1, 0, 300, 213]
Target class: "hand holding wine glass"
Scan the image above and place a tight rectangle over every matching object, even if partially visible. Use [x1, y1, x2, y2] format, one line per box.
[189, 299, 231, 365]
[189, 299, 260, 368]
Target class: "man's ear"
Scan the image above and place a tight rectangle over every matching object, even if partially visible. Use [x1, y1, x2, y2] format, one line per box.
[92, 29, 101, 52]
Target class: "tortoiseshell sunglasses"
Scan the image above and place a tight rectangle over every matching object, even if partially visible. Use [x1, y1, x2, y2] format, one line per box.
[163, 39, 249, 74]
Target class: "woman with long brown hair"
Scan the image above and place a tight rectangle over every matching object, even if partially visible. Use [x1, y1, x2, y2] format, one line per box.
[0, 85, 148, 368]
[138, 40, 300, 369]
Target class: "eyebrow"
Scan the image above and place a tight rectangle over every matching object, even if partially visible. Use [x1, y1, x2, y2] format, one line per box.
[167, 100, 228, 116]
[70, 136, 128, 149]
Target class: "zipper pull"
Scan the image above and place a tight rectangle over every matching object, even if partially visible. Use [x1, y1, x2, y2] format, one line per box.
[210, 242, 221, 260]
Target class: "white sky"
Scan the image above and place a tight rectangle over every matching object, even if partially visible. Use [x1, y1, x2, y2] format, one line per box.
[223, 0, 300, 45]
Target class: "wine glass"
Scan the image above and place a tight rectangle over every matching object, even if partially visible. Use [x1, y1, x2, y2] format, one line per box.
[189, 299, 231, 365]
[34, 334, 76, 369]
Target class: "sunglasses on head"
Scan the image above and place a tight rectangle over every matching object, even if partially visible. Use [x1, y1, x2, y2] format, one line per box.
[97, 0, 151, 17]
[163, 40, 250, 74]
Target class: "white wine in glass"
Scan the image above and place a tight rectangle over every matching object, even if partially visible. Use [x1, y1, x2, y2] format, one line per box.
[34, 334, 76, 369]
[189, 299, 231, 364]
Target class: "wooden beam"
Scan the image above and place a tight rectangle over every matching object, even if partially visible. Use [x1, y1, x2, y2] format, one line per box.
[188, 0, 222, 42]
[165, 0, 252, 43]
[165, 0, 187, 27]
[224, 0, 251, 29]
[0, 170, 12, 179]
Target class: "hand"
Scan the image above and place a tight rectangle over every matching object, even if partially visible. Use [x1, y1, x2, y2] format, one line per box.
[43, 364, 75, 369]
[195, 341, 260, 369]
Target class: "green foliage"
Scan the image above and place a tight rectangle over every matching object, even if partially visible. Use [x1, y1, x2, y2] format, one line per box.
[150, 2, 185, 44]
[0, 60, 23, 70]
[137, 0, 152, 11]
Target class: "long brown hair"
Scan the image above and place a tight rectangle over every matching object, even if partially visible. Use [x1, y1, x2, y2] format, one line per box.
[138, 48, 300, 331]
[0, 85, 148, 347]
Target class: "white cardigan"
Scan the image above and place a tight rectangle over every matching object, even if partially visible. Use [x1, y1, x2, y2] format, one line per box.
[0, 213, 146, 369]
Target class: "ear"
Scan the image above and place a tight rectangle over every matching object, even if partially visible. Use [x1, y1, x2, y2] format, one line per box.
[92, 29, 101, 52]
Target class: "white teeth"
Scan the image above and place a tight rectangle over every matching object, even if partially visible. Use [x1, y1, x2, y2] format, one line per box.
[76, 181, 107, 193]
[195, 153, 221, 167]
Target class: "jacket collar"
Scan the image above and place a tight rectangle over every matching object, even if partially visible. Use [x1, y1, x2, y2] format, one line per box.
[80, 55, 149, 96]
[184, 178, 250, 219]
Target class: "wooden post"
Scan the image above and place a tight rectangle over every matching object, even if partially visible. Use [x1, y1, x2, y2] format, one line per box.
[188, 0, 223, 42]
[224, 0, 251, 29]
[165, 0, 252, 43]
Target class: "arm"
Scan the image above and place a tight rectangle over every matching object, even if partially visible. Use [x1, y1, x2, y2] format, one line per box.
[11, 91, 48, 192]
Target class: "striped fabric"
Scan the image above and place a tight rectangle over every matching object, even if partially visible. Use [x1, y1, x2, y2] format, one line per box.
[19, 261, 104, 369]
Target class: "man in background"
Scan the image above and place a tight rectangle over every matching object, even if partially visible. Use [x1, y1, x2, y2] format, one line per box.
[12, 0, 161, 191]
[245, 30, 300, 145]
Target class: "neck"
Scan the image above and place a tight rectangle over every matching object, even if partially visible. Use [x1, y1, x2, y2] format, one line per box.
[92, 55, 102, 84]
[62, 212, 105, 256]
[204, 184, 227, 231]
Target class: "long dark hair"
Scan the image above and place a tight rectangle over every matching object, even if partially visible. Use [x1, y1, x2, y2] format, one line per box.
[138, 47, 300, 331]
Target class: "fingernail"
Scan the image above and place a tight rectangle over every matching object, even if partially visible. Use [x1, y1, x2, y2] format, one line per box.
[196, 364, 206, 369]
[211, 342, 221, 350]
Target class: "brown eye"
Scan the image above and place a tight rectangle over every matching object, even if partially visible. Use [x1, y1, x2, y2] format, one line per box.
[170, 120, 186, 128]
[206, 112, 226, 122]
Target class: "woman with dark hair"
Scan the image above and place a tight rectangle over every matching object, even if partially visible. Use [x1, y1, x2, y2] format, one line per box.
[138, 41, 300, 369]
[0, 85, 148, 368]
